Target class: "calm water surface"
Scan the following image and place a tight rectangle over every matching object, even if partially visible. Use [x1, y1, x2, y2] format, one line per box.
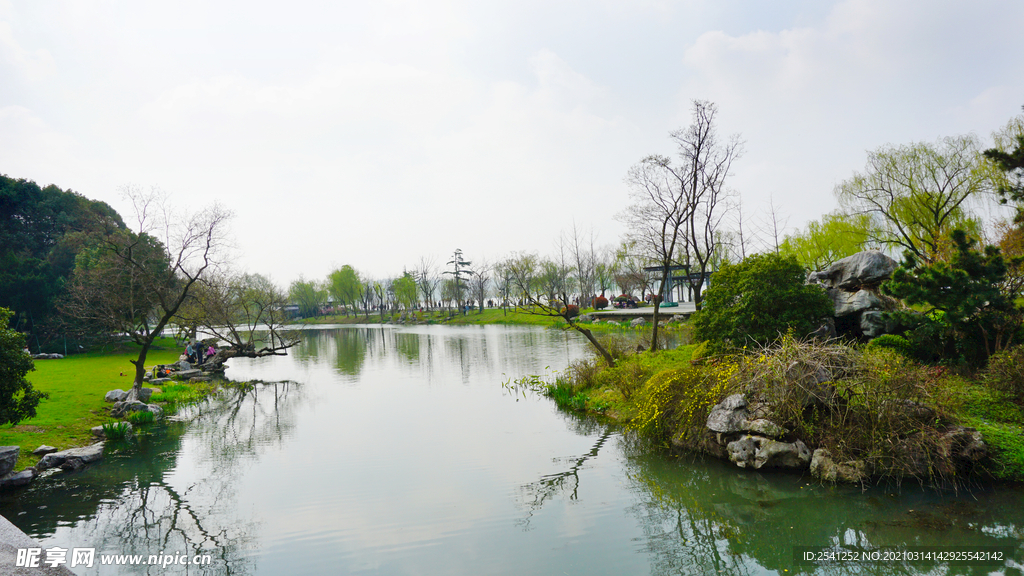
[1, 325, 1023, 575]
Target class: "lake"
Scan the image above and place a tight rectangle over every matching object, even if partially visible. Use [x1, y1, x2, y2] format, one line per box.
[1, 325, 1022, 575]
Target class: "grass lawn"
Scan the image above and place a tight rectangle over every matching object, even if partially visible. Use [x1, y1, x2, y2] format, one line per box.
[0, 337, 181, 470]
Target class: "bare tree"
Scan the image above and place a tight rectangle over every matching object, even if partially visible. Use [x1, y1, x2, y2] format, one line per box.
[566, 223, 598, 306]
[494, 258, 516, 314]
[619, 101, 740, 349]
[61, 186, 231, 398]
[470, 259, 492, 312]
[675, 101, 742, 312]
[618, 154, 688, 351]
[753, 193, 789, 254]
[414, 256, 440, 310]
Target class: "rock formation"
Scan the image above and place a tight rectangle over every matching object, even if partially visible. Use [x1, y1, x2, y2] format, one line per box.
[808, 250, 898, 338]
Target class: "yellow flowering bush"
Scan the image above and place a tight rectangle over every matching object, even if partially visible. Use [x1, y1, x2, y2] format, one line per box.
[632, 360, 739, 442]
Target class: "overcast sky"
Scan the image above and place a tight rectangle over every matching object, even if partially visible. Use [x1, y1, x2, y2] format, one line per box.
[2, 0, 1023, 285]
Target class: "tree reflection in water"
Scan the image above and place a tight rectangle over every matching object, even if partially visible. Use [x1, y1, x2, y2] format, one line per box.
[514, 413, 612, 530]
[617, 434, 1024, 575]
[0, 379, 306, 575]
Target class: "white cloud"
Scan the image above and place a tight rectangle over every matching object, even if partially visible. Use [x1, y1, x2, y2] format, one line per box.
[0, 15, 55, 82]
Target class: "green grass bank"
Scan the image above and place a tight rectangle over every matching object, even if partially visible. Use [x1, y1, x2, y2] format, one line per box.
[534, 338, 1024, 485]
[0, 338, 182, 470]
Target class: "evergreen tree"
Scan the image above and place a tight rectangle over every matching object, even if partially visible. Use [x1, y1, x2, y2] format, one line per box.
[0, 307, 47, 426]
[883, 230, 1023, 366]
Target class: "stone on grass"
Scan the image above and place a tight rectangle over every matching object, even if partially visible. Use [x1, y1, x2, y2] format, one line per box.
[104, 389, 128, 403]
[0, 447, 19, 477]
[630, 317, 647, 328]
[32, 446, 57, 456]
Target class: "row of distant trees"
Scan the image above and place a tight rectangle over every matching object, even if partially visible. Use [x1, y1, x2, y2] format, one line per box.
[3, 101, 1024, 379]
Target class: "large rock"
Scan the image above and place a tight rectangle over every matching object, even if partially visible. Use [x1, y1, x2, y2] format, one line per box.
[755, 439, 812, 469]
[0, 447, 18, 477]
[707, 395, 787, 440]
[104, 389, 128, 403]
[810, 448, 871, 483]
[938, 426, 988, 467]
[726, 436, 812, 470]
[810, 251, 898, 291]
[706, 394, 748, 434]
[727, 436, 759, 467]
[629, 317, 648, 328]
[743, 419, 786, 439]
[36, 443, 104, 471]
[860, 311, 887, 338]
[0, 469, 35, 489]
[830, 289, 883, 317]
[176, 369, 202, 379]
[31, 446, 57, 456]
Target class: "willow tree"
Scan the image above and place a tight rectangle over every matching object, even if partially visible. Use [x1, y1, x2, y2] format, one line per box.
[836, 134, 989, 264]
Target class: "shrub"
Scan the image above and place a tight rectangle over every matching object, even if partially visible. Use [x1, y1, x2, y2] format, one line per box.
[724, 337, 964, 483]
[567, 359, 602, 390]
[0, 307, 47, 426]
[126, 410, 155, 425]
[544, 376, 585, 411]
[984, 345, 1024, 403]
[865, 334, 913, 358]
[632, 362, 738, 442]
[593, 296, 609, 310]
[559, 305, 580, 319]
[690, 253, 833, 350]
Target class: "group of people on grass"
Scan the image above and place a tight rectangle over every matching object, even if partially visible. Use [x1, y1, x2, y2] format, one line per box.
[181, 340, 216, 366]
